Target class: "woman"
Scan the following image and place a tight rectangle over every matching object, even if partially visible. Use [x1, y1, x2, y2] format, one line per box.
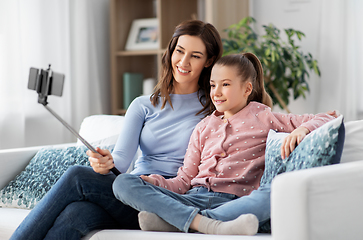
[10, 20, 223, 240]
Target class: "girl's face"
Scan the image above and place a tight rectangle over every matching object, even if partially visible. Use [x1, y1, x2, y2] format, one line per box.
[210, 64, 252, 119]
[171, 35, 212, 94]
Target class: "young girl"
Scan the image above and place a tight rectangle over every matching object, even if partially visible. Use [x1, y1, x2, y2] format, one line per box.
[113, 53, 335, 235]
[10, 20, 223, 240]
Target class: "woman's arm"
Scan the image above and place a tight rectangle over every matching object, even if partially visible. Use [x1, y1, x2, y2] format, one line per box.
[112, 98, 145, 173]
[87, 98, 145, 174]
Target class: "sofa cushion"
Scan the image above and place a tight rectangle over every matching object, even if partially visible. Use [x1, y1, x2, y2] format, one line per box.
[0, 145, 114, 210]
[0, 208, 30, 240]
[260, 115, 345, 185]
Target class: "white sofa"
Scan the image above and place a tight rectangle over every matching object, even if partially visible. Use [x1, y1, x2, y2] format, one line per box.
[1, 115, 363, 240]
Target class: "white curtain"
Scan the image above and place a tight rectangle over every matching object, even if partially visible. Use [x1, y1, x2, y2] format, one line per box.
[0, 0, 110, 150]
[316, 0, 363, 121]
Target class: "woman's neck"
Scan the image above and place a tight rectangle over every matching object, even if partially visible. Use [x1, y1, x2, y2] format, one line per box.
[173, 83, 199, 95]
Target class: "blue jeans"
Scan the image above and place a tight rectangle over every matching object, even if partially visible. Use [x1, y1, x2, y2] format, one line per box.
[10, 166, 139, 240]
[113, 174, 236, 232]
[201, 184, 271, 232]
[113, 174, 271, 233]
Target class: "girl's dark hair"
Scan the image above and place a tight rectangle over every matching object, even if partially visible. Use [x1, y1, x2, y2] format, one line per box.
[215, 53, 273, 108]
[150, 20, 223, 116]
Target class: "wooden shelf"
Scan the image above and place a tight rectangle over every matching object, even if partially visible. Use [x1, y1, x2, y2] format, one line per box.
[115, 49, 165, 57]
[109, 0, 198, 115]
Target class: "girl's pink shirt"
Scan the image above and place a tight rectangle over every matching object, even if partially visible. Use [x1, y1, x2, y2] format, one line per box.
[150, 102, 334, 197]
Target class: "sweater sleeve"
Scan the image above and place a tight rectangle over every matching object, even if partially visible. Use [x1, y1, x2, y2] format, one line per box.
[268, 111, 335, 133]
[148, 121, 204, 194]
[112, 98, 145, 173]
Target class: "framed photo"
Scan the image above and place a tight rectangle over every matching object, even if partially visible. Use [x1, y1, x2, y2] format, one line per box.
[125, 18, 159, 51]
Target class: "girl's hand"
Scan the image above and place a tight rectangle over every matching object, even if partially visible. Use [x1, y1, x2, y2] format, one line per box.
[326, 110, 340, 118]
[281, 126, 310, 159]
[140, 175, 155, 185]
[87, 148, 115, 174]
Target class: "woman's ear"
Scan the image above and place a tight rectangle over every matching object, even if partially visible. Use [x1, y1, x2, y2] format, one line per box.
[204, 57, 215, 68]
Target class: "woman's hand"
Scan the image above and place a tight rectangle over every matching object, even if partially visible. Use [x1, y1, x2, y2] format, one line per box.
[87, 148, 115, 174]
[281, 126, 310, 159]
[140, 175, 155, 185]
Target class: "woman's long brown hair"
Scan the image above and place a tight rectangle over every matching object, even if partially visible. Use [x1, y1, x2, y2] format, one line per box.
[150, 20, 223, 116]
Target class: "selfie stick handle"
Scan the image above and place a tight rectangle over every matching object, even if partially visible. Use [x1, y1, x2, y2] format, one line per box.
[43, 105, 121, 176]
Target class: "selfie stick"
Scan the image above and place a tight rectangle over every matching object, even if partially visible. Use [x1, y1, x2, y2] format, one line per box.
[31, 65, 121, 176]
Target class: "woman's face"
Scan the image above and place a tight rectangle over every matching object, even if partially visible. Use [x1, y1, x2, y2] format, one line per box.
[171, 35, 212, 94]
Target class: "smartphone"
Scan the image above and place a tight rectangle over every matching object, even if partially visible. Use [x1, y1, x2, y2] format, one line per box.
[28, 67, 65, 97]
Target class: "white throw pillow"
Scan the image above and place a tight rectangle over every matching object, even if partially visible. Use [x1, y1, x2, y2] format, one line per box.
[77, 115, 125, 147]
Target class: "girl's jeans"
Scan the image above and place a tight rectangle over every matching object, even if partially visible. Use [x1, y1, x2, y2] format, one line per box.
[10, 166, 139, 240]
[202, 183, 271, 233]
[113, 174, 271, 233]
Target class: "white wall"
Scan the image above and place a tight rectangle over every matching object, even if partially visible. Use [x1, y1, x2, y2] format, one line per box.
[0, 0, 111, 150]
[251, 0, 325, 114]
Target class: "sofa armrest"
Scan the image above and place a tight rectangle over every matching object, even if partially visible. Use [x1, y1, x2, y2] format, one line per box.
[0, 143, 76, 189]
[271, 161, 363, 240]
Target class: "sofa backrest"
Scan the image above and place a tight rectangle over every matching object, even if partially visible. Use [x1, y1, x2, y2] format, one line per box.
[77, 115, 362, 166]
[340, 119, 363, 163]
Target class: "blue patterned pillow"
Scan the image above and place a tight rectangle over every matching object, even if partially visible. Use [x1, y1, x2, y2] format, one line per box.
[0, 145, 114, 209]
[260, 115, 345, 186]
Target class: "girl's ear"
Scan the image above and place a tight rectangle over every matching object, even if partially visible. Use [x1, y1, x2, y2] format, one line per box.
[204, 57, 215, 68]
[245, 82, 253, 97]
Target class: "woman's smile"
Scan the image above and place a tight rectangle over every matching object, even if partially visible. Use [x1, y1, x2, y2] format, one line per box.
[171, 35, 210, 94]
[176, 66, 190, 74]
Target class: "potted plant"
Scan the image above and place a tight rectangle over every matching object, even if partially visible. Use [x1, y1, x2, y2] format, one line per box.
[222, 17, 320, 113]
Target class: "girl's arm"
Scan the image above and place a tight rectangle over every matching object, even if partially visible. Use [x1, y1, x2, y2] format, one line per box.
[271, 112, 333, 134]
[280, 110, 339, 159]
[271, 111, 336, 159]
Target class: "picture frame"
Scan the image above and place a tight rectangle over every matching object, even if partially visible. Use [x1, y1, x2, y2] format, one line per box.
[125, 18, 159, 51]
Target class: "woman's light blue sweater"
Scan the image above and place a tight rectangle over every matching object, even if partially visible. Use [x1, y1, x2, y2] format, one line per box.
[112, 92, 204, 176]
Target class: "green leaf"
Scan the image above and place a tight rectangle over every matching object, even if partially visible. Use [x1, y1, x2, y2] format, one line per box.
[221, 16, 319, 108]
[271, 50, 276, 62]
